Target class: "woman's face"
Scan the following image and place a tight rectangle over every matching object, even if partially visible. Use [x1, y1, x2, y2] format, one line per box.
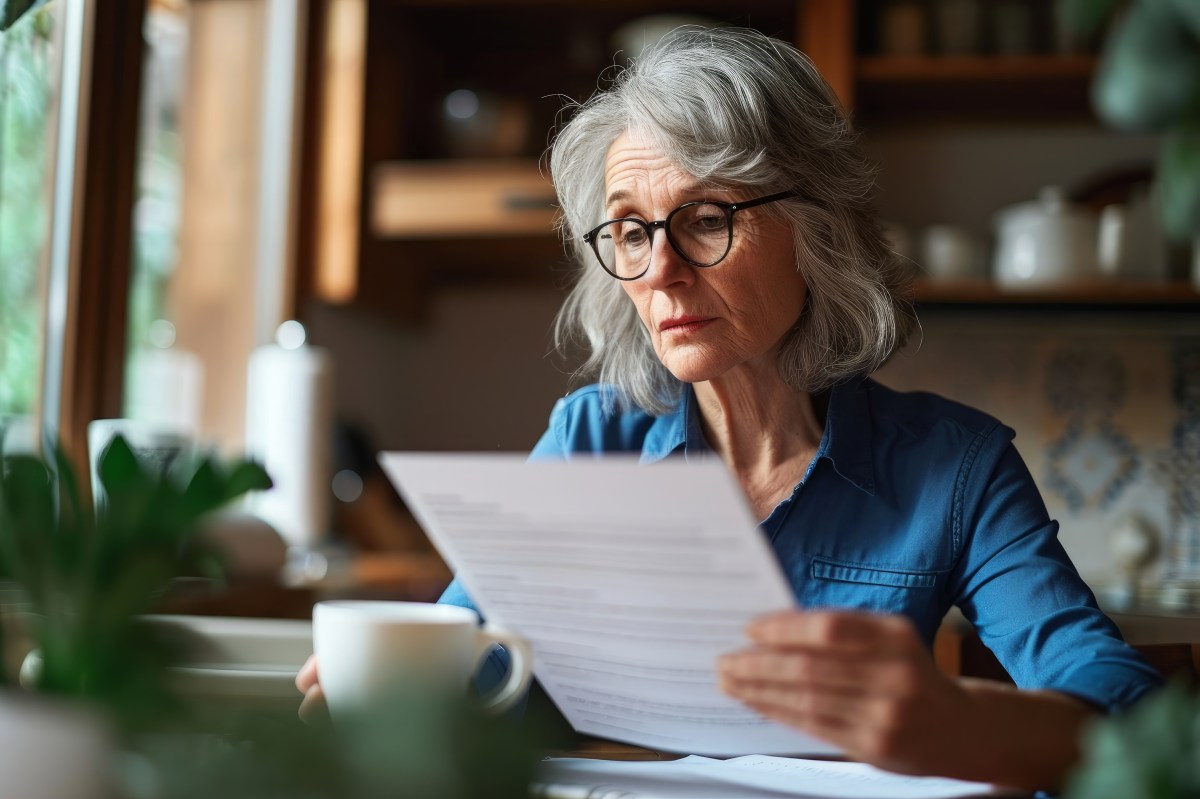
[603, 131, 807, 384]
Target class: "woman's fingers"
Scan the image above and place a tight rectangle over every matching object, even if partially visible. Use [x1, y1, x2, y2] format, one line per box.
[298, 683, 329, 725]
[295, 655, 330, 725]
[718, 648, 902, 694]
[718, 610, 972, 769]
[722, 671, 936, 765]
[720, 677, 861, 722]
[746, 610, 921, 657]
[718, 611, 926, 699]
[296, 654, 319, 693]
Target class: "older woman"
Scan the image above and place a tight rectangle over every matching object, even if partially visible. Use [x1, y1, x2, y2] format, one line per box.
[300, 26, 1161, 791]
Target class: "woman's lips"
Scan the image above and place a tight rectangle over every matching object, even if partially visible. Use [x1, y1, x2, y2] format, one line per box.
[659, 316, 715, 335]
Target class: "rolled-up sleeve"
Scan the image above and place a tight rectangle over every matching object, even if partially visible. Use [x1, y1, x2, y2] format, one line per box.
[949, 427, 1162, 713]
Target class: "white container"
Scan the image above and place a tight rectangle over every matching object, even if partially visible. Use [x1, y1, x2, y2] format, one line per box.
[993, 186, 1101, 288]
[0, 693, 112, 799]
[921, 224, 982, 280]
[125, 320, 204, 440]
[1097, 184, 1170, 281]
[245, 322, 335, 550]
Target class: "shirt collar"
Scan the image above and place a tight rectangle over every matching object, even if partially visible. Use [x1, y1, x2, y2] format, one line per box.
[638, 378, 876, 495]
[821, 377, 876, 495]
[639, 385, 705, 464]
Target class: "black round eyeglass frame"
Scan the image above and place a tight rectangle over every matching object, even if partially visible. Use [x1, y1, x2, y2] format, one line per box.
[581, 190, 799, 281]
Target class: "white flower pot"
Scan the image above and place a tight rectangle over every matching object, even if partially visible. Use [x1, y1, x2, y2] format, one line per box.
[0, 691, 113, 799]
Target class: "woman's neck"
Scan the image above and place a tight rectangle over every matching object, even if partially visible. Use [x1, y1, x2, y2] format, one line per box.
[692, 363, 825, 519]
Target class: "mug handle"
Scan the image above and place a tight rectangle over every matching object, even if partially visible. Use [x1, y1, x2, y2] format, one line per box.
[472, 624, 533, 714]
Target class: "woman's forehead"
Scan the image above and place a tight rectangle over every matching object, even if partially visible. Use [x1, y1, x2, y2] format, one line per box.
[602, 132, 729, 206]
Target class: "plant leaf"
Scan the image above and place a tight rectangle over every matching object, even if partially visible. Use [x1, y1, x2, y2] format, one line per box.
[98, 435, 144, 498]
[1092, 0, 1200, 132]
[0, 455, 55, 600]
[177, 461, 227, 529]
[1059, 0, 1122, 39]
[223, 461, 273, 501]
[1065, 680, 1200, 799]
[1169, 0, 1200, 37]
[0, 0, 47, 31]
[1157, 120, 1200, 242]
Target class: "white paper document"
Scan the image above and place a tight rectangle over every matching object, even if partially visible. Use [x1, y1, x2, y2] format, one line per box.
[379, 452, 840, 757]
[534, 756, 1018, 799]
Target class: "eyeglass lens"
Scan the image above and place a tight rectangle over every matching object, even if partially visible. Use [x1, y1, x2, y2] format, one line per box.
[593, 203, 730, 279]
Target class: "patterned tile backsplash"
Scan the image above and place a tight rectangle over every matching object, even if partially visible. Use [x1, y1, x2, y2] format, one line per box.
[875, 314, 1200, 600]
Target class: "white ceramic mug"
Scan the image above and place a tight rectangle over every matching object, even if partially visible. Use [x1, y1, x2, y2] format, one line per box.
[312, 601, 532, 719]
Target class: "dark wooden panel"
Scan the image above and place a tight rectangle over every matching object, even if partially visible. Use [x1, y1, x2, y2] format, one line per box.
[59, 0, 148, 482]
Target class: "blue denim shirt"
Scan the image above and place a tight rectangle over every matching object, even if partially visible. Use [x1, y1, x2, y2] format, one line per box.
[440, 377, 1161, 714]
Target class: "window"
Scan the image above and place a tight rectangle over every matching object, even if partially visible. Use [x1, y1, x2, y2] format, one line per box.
[0, 3, 65, 451]
[125, 0, 304, 455]
[0, 0, 305, 470]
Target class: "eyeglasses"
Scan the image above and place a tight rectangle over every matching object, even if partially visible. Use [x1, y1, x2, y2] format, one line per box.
[581, 191, 797, 281]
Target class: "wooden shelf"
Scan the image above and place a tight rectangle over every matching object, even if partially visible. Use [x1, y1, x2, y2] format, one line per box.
[914, 278, 1200, 310]
[854, 55, 1098, 121]
[371, 159, 555, 240]
[858, 55, 1096, 83]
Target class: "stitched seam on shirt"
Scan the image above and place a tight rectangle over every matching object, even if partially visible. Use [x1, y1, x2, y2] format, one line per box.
[811, 558, 939, 588]
[951, 421, 999, 560]
[810, 554, 951, 576]
[553, 402, 567, 452]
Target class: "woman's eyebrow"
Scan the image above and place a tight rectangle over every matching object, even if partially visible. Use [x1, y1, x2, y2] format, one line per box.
[605, 189, 630, 208]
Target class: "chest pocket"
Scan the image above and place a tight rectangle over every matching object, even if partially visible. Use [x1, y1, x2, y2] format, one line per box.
[811, 559, 937, 588]
[803, 557, 943, 630]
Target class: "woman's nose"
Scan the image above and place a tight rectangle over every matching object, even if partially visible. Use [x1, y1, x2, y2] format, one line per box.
[640, 230, 694, 289]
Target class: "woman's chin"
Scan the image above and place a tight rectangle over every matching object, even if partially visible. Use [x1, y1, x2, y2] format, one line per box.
[659, 352, 731, 385]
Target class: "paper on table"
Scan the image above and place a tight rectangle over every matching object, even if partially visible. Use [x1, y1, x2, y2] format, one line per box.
[535, 756, 1019, 799]
[379, 452, 839, 757]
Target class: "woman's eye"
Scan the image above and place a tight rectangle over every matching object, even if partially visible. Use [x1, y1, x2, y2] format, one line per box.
[691, 214, 726, 232]
[620, 227, 648, 246]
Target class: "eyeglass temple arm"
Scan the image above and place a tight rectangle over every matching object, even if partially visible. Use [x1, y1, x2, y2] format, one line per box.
[728, 190, 799, 212]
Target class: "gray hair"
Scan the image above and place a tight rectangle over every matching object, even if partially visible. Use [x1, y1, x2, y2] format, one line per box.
[549, 26, 915, 415]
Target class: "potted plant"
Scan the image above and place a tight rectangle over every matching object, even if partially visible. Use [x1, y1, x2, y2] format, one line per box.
[1062, 0, 1200, 242]
[0, 436, 271, 721]
[0, 436, 549, 798]
[1066, 680, 1200, 799]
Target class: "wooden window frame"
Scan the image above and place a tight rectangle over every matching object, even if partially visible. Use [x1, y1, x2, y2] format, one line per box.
[44, 0, 147, 482]
[46, 0, 309, 477]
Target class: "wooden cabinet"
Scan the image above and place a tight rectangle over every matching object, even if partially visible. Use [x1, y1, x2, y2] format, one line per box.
[296, 0, 1200, 316]
[838, 0, 1109, 120]
[301, 0, 809, 314]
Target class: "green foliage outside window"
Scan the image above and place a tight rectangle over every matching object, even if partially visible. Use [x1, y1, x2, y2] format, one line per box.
[0, 0, 45, 32]
[0, 0, 183, 421]
[126, 8, 185, 366]
[0, 6, 54, 416]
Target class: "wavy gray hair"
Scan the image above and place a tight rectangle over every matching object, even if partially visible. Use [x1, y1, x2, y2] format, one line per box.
[549, 26, 915, 415]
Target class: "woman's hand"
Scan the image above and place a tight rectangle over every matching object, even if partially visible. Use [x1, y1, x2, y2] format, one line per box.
[716, 610, 1093, 792]
[295, 654, 329, 724]
[717, 610, 973, 776]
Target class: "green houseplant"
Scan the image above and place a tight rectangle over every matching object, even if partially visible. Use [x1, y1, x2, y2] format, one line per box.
[1066, 681, 1200, 799]
[1063, 0, 1200, 241]
[0, 435, 271, 728]
[0, 436, 546, 798]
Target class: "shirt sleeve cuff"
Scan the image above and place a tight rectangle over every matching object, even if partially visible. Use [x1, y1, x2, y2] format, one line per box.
[1047, 659, 1164, 714]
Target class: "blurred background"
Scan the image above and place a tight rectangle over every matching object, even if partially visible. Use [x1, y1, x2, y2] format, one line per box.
[1, 0, 1198, 618]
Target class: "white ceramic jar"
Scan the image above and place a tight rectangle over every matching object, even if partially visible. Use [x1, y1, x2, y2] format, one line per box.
[992, 186, 1101, 288]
